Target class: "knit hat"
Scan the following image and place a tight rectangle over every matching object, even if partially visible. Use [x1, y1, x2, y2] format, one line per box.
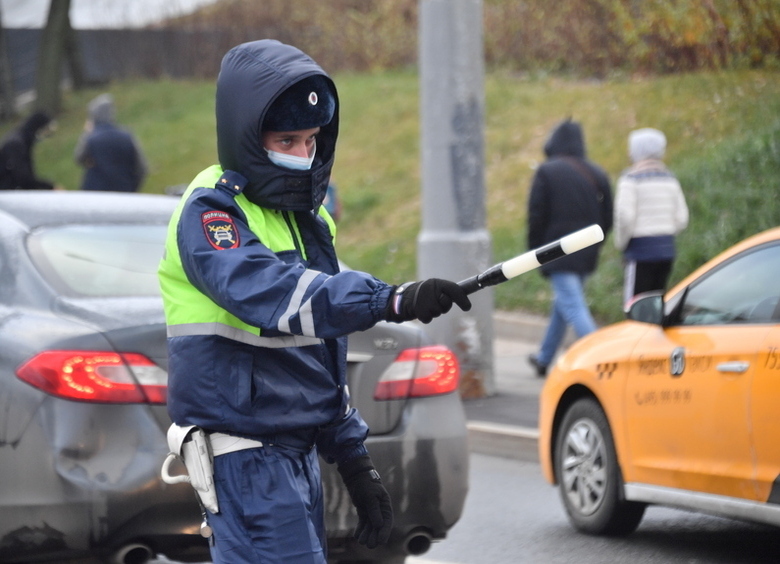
[263, 75, 336, 132]
[628, 128, 666, 163]
[88, 93, 116, 125]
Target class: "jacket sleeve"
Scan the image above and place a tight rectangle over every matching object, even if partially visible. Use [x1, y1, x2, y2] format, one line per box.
[316, 407, 370, 465]
[527, 169, 549, 249]
[74, 132, 90, 167]
[613, 176, 636, 251]
[4, 140, 52, 190]
[177, 186, 393, 339]
[674, 182, 689, 234]
[597, 172, 614, 236]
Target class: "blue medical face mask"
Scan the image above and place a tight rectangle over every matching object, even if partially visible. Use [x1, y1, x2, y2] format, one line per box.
[266, 143, 317, 171]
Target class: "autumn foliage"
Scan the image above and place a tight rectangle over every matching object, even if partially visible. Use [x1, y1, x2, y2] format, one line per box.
[169, 0, 780, 75]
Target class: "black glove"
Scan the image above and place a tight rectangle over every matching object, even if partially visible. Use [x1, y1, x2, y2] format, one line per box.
[337, 455, 393, 549]
[385, 278, 472, 324]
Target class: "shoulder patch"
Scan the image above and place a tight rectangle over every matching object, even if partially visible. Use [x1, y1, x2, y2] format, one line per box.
[202, 211, 240, 250]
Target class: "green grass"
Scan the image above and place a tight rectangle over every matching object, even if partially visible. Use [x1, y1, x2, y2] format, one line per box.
[11, 69, 780, 324]
[31, 79, 218, 192]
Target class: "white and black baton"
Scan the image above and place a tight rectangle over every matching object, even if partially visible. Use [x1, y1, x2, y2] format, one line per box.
[457, 224, 605, 295]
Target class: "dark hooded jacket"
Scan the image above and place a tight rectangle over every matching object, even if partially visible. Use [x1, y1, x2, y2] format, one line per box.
[0, 112, 54, 191]
[527, 119, 613, 275]
[75, 94, 148, 192]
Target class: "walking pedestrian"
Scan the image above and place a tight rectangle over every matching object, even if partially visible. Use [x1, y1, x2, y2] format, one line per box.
[526, 118, 613, 377]
[614, 128, 688, 305]
[74, 93, 148, 192]
[0, 111, 58, 190]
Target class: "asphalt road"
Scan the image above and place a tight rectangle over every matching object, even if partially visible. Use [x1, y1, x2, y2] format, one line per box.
[155, 453, 780, 564]
[152, 318, 780, 563]
[410, 454, 780, 564]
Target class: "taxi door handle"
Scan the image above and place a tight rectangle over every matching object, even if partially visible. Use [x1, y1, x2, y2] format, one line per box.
[717, 361, 749, 374]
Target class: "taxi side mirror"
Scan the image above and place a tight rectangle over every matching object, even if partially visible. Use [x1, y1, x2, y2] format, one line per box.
[625, 291, 664, 325]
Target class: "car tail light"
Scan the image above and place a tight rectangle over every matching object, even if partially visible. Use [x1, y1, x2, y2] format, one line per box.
[16, 351, 167, 404]
[374, 345, 460, 401]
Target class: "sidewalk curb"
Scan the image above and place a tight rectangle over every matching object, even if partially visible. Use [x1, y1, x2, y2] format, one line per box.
[493, 310, 548, 343]
[462, 311, 559, 461]
[493, 310, 575, 346]
[467, 421, 539, 463]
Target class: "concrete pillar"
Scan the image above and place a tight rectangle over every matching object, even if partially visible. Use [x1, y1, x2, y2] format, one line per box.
[418, 0, 494, 397]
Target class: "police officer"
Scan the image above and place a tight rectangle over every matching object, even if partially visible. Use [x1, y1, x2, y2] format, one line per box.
[158, 39, 471, 564]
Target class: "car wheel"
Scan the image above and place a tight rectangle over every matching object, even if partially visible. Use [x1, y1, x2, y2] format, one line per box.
[555, 398, 645, 536]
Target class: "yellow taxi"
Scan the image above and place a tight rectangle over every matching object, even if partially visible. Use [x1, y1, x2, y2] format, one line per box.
[539, 226, 780, 535]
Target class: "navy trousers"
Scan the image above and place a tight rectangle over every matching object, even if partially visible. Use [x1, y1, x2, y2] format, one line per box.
[207, 445, 327, 563]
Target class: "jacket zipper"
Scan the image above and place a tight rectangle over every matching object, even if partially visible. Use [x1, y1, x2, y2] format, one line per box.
[282, 211, 303, 255]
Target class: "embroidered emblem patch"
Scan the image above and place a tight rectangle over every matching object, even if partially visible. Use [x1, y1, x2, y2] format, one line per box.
[202, 211, 239, 250]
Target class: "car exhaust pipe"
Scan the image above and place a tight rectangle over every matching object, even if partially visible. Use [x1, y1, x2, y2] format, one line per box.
[110, 543, 154, 564]
[404, 529, 433, 556]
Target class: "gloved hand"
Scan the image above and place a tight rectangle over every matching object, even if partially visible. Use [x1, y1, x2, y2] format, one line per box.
[385, 278, 472, 323]
[337, 455, 393, 549]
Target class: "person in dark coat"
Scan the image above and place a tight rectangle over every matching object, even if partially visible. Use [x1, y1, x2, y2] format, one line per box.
[74, 93, 148, 192]
[0, 111, 56, 190]
[526, 118, 613, 376]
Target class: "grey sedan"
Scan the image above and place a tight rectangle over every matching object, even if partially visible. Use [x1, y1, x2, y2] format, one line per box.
[0, 190, 468, 564]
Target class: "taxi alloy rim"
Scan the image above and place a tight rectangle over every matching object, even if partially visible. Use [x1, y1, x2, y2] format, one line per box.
[561, 418, 608, 516]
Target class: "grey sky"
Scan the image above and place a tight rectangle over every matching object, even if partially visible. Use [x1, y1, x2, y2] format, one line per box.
[1, 0, 219, 29]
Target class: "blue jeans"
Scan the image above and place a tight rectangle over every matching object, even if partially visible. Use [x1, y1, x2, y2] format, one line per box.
[537, 272, 596, 366]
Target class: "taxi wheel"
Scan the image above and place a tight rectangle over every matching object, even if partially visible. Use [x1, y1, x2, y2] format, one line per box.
[555, 398, 645, 536]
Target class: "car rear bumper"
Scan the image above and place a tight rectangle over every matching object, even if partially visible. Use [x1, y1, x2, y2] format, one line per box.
[322, 392, 470, 561]
[0, 395, 467, 563]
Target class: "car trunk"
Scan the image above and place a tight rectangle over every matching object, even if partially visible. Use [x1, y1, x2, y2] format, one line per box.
[53, 297, 428, 436]
[51, 295, 172, 431]
[345, 321, 425, 435]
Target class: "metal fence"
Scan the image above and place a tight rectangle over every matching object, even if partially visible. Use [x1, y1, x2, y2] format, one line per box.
[5, 27, 276, 96]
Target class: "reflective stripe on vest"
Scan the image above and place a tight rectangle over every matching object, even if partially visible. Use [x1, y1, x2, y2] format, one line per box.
[167, 322, 322, 348]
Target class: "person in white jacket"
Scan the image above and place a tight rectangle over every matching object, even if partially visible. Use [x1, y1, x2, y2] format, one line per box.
[614, 128, 689, 306]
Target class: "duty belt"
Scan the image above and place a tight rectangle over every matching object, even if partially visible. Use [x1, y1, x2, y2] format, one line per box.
[209, 433, 264, 456]
[209, 429, 318, 456]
